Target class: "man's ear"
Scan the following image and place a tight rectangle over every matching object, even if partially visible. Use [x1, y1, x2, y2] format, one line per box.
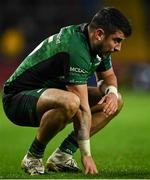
[95, 29, 105, 41]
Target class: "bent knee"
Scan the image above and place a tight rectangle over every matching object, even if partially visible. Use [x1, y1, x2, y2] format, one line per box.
[117, 93, 124, 112]
[63, 93, 80, 117]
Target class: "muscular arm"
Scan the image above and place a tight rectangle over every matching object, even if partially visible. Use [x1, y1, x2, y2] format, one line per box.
[96, 67, 118, 93]
[66, 84, 98, 174]
[66, 84, 91, 141]
[96, 67, 119, 116]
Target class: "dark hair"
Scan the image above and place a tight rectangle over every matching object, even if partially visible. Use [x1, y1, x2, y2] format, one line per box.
[89, 7, 132, 37]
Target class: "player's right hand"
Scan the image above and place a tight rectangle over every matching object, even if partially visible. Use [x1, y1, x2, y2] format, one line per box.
[81, 155, 98, 174]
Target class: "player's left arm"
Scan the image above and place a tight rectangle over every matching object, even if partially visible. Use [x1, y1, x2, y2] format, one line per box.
[96, 67, 119, 116]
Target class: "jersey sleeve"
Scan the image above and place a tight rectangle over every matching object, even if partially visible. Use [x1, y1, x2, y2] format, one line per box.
[96, 54, 112, 72]
[67, 37, 90, 84]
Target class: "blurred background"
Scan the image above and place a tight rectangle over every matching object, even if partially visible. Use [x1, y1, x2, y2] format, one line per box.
[0, 0, 150, 91]
[0, 2, 150, 178]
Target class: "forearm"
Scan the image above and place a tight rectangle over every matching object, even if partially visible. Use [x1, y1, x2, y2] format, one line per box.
[73, 106, 92, 156]
[74, 107, 91, 140]
[98, 74, 118, 94]
[105, 74, 117, 87]
[97, 68, 118, 92]
[66, 84, 92, 156]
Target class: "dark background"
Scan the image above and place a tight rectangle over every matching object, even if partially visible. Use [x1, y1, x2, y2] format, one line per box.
[0, 0, 150, 90]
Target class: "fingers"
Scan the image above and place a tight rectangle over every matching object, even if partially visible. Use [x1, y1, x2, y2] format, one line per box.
[103, 99, 117, 115]
[93, 93, 118, 117]
[84, 161, 98, 175]
[98, 96, 105, 105]
[99, 93, 118, 116]
[85, 165, 98, 175]
[82, 156, 98, 175]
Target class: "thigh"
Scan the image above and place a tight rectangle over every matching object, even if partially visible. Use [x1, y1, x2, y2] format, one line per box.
[36, 88, 79, 120]
[88, 86, 104, 107]
[2, 88, 47, 127]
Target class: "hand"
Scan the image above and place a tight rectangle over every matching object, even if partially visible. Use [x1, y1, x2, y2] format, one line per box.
[81, 155, 98, 174]
[98, 93, 118, 117]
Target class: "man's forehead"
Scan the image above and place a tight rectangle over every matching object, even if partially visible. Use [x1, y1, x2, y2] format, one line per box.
[111, 31, 125, 39]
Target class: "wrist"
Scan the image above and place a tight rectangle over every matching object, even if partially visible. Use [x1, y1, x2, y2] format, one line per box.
[105, 85, 118, 98]
[78, 139, 91, 157]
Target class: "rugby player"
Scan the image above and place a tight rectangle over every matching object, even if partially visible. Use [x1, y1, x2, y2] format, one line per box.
[2, 7, 132, 175]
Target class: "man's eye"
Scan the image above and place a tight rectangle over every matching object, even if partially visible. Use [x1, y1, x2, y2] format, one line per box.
[114, 38, 122, 43]
[114, 40, 118, 44]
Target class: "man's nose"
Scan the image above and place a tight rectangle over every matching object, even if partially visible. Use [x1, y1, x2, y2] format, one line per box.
[114, 43, 121, 52]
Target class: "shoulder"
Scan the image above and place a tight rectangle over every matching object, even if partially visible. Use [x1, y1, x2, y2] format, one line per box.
[67, 24, 91, 63]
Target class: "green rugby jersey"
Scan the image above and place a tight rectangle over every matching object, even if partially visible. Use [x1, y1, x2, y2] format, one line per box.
[4, 23, 112, 94]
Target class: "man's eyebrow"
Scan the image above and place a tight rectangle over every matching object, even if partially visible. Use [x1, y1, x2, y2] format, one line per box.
[114, 38, 124, 43]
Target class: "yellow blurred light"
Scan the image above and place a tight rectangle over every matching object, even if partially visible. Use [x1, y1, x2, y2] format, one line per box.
[1, 29, 25, 57]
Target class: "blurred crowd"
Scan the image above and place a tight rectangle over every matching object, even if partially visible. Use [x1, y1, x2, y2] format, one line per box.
[0, 0, 150, 90]
[0, 0, 102, 88]
[0, 0, 102, 58]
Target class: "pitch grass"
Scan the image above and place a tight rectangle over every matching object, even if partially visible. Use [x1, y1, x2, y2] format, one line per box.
[0, 90, 150, 179]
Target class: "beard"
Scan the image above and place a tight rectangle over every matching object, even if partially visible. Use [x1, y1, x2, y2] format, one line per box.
[93, 43, 103, 57]
[94, 43, 110, 58]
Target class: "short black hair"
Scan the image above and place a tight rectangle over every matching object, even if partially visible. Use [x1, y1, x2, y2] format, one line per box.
[89, 7, 132, 37]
